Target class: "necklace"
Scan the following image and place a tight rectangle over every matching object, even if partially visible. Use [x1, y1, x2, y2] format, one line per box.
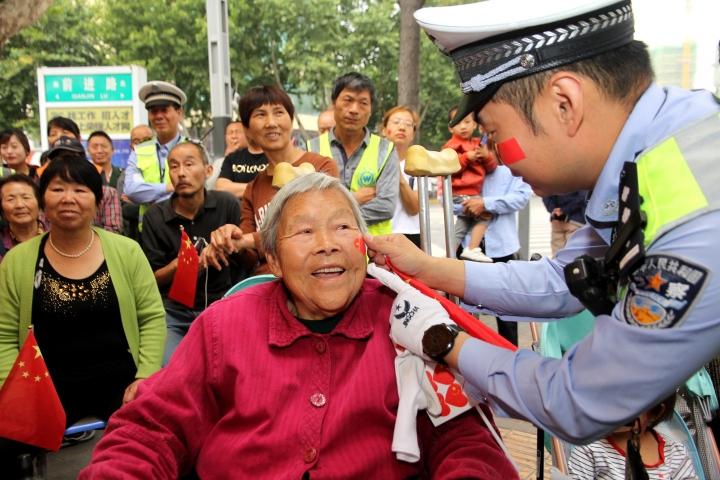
[48, 230, 95, 258]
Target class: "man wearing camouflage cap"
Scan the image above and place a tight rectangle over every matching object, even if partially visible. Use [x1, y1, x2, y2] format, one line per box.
[124, 81, 187, 230]
[367, 0, 720, 443]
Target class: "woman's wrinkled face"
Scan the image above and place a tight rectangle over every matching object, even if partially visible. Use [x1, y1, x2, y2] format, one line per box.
[266, 189, 367, 320]
[43, 176, 97, 230]
[1, 182, 39, 228]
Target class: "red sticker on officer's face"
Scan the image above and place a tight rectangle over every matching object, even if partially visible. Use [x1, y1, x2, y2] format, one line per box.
[496, 138, 526, 165]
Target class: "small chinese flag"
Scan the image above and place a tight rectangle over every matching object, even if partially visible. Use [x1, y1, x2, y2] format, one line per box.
[0, 329, 66, 451]
[168, 228, 199, 308]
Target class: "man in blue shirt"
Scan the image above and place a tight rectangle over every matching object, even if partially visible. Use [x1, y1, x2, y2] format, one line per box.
[124, 81, 186, 228]
[366, 0, 720, 444]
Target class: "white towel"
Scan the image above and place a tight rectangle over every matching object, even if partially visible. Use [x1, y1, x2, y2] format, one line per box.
[392, 349, 442, 462]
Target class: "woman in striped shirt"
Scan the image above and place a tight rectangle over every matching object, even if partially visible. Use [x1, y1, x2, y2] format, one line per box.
[568, 394, 697, 479]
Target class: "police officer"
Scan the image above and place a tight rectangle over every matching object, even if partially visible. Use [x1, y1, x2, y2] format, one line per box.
[124, 81, 187, 230]
[366, 0, 720, 444]
[307, 73, 399, 235]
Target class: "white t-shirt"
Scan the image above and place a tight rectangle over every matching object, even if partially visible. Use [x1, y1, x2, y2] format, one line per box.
[391, 160, 420, 235]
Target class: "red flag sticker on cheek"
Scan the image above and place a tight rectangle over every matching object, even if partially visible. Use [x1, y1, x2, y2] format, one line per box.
[496, 137, 526, 165]
[354, 237, 367, 256]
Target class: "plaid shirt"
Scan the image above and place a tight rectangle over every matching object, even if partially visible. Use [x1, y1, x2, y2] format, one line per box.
[94, 185, 122, 234]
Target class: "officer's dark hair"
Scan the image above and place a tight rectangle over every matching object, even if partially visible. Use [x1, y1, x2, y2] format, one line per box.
[447, 106, 459, 125]
[39, 156, 104, 208]
[646, 392, 677, 428]
[87, 130, 114, 148]
[238, 85, 295, 129]
[490, 40, 654, 134]
[46, 116, 81, 139]
[0, 128, 31, 155]
[224, 120, 243, 134]
[331, 72, 375, 105]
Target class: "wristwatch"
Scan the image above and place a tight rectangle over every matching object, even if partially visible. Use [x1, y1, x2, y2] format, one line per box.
[422, 323, 463, 362]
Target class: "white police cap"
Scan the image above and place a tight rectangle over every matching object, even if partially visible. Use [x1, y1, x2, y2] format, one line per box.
[138, 81, 187, 109]
[415, 0, 634, 125]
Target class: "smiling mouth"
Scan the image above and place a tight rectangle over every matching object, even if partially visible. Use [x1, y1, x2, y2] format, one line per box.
[312, 266, 346, 278]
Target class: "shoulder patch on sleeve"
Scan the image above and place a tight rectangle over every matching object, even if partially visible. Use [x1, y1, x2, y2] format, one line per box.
[622, 254, 708, 329]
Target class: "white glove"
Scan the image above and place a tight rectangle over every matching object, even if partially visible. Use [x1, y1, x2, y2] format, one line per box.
[392, 349, 442, 462]
[367, 263, 456, 361]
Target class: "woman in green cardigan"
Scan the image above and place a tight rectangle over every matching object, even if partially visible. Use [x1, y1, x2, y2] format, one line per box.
[0, 154, 165, 426]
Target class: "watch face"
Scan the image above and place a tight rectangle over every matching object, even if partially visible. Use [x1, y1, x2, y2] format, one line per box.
[422, 324, 455, 360]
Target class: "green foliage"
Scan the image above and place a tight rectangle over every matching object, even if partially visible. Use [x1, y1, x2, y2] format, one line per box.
[98, 0, 210, 129]
[0, 0, 465, 148]
[0, 0, 105, 138]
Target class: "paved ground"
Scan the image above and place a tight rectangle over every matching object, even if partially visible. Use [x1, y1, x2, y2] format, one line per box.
[42, 196, 559, 478]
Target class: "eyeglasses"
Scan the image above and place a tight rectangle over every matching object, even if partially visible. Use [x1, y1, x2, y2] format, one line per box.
[387, 118, 415, 129]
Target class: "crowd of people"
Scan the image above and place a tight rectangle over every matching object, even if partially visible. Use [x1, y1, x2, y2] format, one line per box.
[5, 1, 717, 477]
[0, 67, 530, 477]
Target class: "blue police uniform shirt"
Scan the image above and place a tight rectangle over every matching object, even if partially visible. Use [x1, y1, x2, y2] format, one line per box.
[458, 83, 720, 444]
[124, 132, 183, 204]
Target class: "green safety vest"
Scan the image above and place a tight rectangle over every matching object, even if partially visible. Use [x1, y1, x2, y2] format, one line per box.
[574, 112, 720, 316]
[135, 138, 179, 231]
[0, 166, 14, 179]
[308, 132, 394, 235]
[636, 112, 720, 247]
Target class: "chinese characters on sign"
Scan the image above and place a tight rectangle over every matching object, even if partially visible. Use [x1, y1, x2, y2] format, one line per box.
[46, 107, 134, 135]
[44, 73, 133, 102]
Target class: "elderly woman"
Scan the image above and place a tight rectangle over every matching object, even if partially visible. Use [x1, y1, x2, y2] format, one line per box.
[80, 173, 516, 479]
[0, 157, 165, 427]
[0, 174, 44, 261]
[204, 85, 338, 275]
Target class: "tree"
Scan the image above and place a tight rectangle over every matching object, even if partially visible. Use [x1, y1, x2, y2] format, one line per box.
[0, 0, 105, 137]
[98, 0, 211, 132]
[397, 0, 423, 113]
[0, 0, 465, 149]
[0, 0, 53, 48]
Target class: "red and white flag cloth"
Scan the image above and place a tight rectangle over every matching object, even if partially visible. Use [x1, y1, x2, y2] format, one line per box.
[168, 228, 199, 308]
[0, 329, 66, 451]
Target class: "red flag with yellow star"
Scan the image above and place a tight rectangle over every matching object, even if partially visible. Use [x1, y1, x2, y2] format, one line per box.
[0, 329, 66, 451]
[168, 228, 199, 308]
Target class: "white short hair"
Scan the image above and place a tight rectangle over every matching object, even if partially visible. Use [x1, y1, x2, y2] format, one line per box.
[259, 172, 368, 256]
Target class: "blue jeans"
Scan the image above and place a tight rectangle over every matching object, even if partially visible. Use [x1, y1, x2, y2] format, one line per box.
[163, 305, 202, 365]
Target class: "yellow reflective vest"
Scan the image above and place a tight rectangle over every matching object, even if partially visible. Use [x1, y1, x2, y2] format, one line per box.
[308, 132, 394, 235]
[135, 139, 177, 231]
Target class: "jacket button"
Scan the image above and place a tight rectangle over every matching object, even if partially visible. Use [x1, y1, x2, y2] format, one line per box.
[303, 447, 317, 463]
[315, 341, 326, 354]
[309, 393, 326, 408]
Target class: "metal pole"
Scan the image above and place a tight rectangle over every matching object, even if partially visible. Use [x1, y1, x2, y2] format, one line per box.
[441, 175, 455, 259]
[418, 177, 432, 255]
[206, 0, 232, 158]
[441, 175, 459, 304]
[518, 201, 531, 260]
